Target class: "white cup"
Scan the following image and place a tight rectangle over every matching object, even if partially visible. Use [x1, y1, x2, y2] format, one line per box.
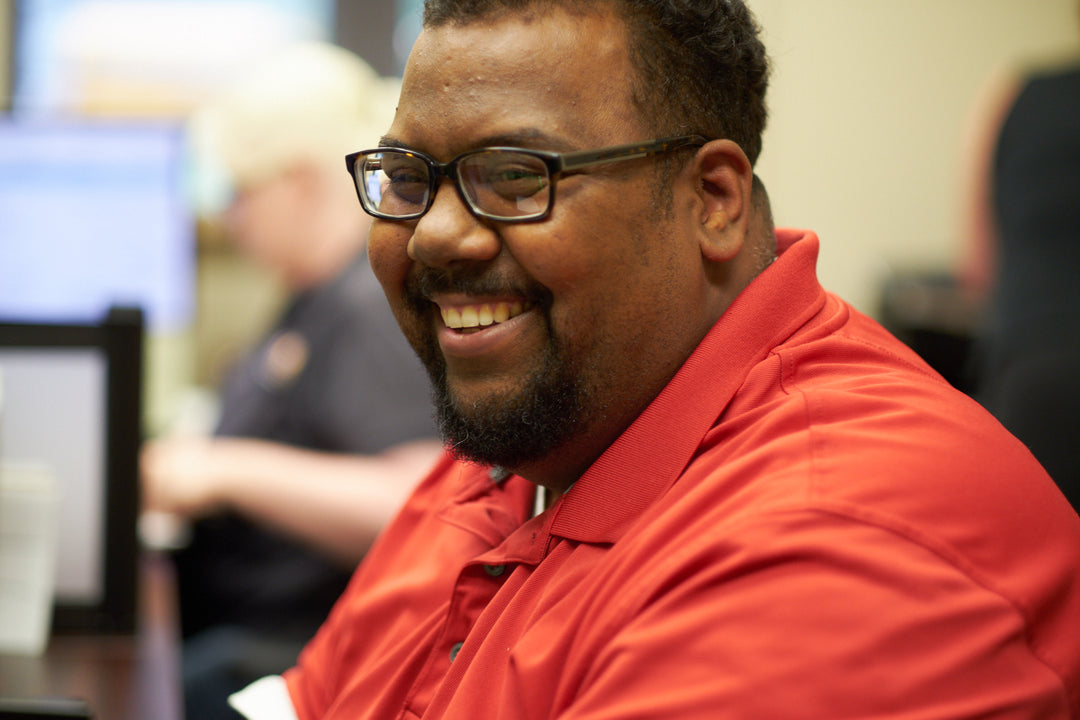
[0, 461, 62, 655]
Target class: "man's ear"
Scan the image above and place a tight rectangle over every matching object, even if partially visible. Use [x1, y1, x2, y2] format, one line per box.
[694, 139, 753, 263]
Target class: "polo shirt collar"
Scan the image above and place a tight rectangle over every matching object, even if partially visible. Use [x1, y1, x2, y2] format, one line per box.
[548, 229, 826, 544]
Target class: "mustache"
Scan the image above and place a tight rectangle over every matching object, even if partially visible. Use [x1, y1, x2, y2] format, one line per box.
[404, 267, 550, 311]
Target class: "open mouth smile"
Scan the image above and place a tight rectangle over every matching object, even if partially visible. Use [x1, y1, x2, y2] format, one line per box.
[439, 301, 533, 334]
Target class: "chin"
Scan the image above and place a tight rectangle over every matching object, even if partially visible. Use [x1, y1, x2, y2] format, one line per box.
[434, 361, 588, 471]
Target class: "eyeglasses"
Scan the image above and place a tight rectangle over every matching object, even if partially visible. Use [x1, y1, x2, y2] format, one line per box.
[345, 135, 709, 223]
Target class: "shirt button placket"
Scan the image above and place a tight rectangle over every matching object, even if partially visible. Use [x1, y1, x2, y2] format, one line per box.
[444, 563, 511, 667]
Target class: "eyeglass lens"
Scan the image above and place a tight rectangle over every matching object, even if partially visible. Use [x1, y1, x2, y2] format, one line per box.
[359, 149, 552, 220]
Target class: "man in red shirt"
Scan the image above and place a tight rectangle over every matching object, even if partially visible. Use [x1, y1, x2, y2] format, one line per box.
[231, 1, 1080, 718]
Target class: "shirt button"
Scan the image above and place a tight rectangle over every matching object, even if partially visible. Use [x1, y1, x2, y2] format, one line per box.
[449, 641, 464, 662]
[483, 564, 507, 577]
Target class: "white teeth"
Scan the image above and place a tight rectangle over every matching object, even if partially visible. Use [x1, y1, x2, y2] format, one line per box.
[440, 301, 529, 329]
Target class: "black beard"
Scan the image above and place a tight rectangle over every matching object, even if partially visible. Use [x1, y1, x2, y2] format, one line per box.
[428, 331, 588, 469]
[404, 268, 588, 469]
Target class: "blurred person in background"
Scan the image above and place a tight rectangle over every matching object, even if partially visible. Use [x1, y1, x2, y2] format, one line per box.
[139, 42, 441, 720]
[959, 5, 1080, 512]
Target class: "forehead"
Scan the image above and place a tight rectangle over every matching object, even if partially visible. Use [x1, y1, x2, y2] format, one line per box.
[391, 7, 642, 154]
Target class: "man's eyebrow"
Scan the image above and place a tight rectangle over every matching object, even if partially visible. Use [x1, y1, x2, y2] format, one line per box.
[378, 137, 412, 150]
[477, 129, 571, 149]
[376, 130, 575, 154]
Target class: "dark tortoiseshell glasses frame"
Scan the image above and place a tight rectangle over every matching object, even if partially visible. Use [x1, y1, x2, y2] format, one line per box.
[345, 134, 710, 223]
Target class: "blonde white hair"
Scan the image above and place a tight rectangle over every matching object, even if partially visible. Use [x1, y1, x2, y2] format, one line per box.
[190, 42, 399, 196]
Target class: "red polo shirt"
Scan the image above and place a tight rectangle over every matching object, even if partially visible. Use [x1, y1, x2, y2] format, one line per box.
[283, 230, 1080, 719]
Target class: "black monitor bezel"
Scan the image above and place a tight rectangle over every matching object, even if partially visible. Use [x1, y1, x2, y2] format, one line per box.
[0, 307, 143, 635]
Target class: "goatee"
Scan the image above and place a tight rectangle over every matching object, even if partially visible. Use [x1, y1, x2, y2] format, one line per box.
[405, 267, 589, 468]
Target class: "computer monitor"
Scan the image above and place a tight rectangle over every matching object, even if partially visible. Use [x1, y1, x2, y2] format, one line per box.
[10, 0, 335, 117]
[0, 308, 142, 634]
[0, 119, 195, 333]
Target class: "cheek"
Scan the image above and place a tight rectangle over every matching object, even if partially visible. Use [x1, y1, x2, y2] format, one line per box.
[546, 219, 698, 356]
[367, 222, 413, 298]
[368, 223, 429, 346]
[513, 215, 617, 294]
[529, 177, 671, 294]
[525, 238, 639, 363]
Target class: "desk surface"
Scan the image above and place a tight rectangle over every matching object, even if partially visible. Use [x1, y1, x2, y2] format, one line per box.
[0, 552, 182, 720]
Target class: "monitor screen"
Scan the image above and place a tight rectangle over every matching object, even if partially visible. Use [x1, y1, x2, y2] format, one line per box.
[0, 346, 107, 604]
[0, 120, 195, 332]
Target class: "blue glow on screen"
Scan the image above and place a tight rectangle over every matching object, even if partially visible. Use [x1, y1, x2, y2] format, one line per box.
[0, 121, 195, 332]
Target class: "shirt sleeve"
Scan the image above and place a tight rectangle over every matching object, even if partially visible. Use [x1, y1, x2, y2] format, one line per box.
[553, 509, 1072, 720]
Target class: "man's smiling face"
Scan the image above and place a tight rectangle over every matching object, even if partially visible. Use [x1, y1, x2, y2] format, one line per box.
[367, 5, 722, 490]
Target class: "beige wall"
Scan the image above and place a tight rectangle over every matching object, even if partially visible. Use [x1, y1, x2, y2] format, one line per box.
[750, 0, 1078, 313]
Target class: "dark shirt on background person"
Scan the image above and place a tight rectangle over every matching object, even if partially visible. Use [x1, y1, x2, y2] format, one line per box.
[966, 61, 1080, 510]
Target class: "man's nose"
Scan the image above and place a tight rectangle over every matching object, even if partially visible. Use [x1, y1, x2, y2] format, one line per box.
[407, 179, 501, 268]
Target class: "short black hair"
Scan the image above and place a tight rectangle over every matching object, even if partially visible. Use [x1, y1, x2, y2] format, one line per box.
[422, 0, 770, 164]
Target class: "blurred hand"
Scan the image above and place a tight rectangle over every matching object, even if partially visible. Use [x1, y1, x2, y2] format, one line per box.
[140, 436, 226, 519]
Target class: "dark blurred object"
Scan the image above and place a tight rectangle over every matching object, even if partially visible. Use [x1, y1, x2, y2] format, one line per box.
[878, 270, 981, 396]
[0, 697, 93, 719]
[959, 58, 1080, 511]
